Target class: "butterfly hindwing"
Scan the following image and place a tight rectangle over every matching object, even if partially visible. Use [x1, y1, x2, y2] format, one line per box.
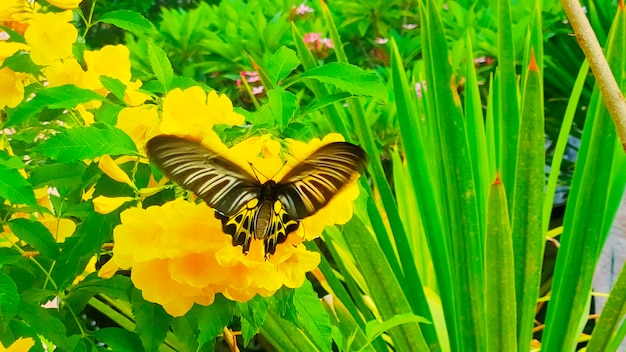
[265, 200, 299, 256]
[275, 142, 367, 219]
[216, 198, 258, 253]
[146, 135, 261, 217]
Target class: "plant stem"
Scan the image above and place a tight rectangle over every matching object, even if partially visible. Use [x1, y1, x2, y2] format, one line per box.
[561, 0, 626, 150]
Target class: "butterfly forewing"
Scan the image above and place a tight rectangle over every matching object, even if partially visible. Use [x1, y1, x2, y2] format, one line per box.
[146, 135, 260, 217]
[275, 142, 367, 219]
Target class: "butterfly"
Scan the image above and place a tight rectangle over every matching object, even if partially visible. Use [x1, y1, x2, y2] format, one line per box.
[146, 135, 367, 257]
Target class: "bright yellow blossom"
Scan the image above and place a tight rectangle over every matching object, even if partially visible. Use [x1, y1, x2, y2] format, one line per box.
[93, 196, 134, 215]
[110, 133, 362, 316]
[42, 58, 101, 90]
[0, 67, 25, 109]
[47, 0, 82, 10]
[84, 45, 131, 83]
[206, 90, 245, 125]
[98, 155, 135, 188]
[0, 0, 40, 35]
[0, 42, 29, 66]
[24, 11, 77, 66]
[116, 105, 160, 149]
[0, 337, 35, 352]
[124, 79, 150, 106]
[160, 87, 243, 139]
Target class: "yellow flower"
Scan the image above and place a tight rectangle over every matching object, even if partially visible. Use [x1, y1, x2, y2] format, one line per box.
[47, 0, 82, 10]
[24, 11, 77, 66]
[75, 104, 95, 125]
[160, 88, 243, 139]
[93, 196, 134, 215]
[109, 133, 363, 316]
[98, 155, 135, 188]
[0, 67, 25, 109]
[0, 337, 35, 352]
[84, 45, 131, 83]
[206, 90, 245, 125]
[124, 79, 150, 106]
[0, 0, 40, 35]
[0, 42, 30, 66]
[73, 255, 96, 285]
[116, 105, 160, 149]
[42, 58, 101, 90]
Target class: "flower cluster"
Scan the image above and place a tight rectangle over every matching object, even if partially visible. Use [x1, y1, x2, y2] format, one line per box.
[0, 0, 362, 321]
[104, 131, 360, 316]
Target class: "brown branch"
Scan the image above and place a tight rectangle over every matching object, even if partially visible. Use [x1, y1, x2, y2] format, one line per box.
[561, 0, 626, 150]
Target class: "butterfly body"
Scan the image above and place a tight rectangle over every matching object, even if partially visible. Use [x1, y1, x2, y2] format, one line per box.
[146, 135, 366, 257]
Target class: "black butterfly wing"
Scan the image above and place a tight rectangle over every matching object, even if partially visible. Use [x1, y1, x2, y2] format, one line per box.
[146, 135, 261, 217]
[275, 141, 367, 219]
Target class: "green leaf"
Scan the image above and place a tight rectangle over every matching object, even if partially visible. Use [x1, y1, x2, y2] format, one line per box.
[93, 327, 144, 352]
[197, 295, 235, 347]
[19, 303, 69, 350]
[0, 272, 19, 319]
[301, 92, 352, 116]
[147, 41, 173, 92]
[31, 125, 138, 161]
[29, 162, 87, 190]
[7, 85, 106, 126]
[2, 51, 41, 73]
[71, 274, 132, 302]
[485, 178, 517, 351]
[8, 219, 61, 260]
[0, 150, 27, 169]
[364, 313, 430, 342]
[238, 295, 269, 346]
[100, 76, 128, 103]
[292, 280, 332, 352]
[299, 63, 386, 102]
[266, 46, 300, 86]
[266, 88, 299, 132]
[52, 213, 112, 288]
[98, 10, 155, 35]
[0, 164, 38, 207]
[131, 289, 171, 352]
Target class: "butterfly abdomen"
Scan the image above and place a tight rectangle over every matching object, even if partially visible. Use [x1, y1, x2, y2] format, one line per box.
[253, 200, 273, 240]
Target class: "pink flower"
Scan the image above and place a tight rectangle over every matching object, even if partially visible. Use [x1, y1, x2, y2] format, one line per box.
[375, 37, 388, 45]
[293, 3, 314, 15]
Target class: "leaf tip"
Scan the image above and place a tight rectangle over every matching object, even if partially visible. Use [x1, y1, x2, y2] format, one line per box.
[493, 172, 502, 185]
[528, 49, 539, 72]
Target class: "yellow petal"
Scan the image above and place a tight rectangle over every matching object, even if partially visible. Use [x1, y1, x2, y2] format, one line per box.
[93, 196, 134, 214]
[98, 155, 135, 188]
[24, 12, 77, 65]
[47, 0, 82, 9]
[98, 259, 118, 279]
[82, 185, 95, 201]
[4, 337, 35, 352]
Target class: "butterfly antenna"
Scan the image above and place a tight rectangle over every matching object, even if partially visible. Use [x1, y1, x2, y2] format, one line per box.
[248, 162, 267, 183]
[248, 160, 288, 182]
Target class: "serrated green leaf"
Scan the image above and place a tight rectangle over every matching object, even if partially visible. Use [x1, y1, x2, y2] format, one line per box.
[31, 126, 138, 161]
[197, 295, 235, 347]
[147, 41, 173, 92]
[301, 92, 353, 115]
[93, 327, 145, 352]
[238, 295, 269, 346]
[267, 88, 298, 132]
[266, 46, 300, 86]
[94, 102, 124, 125]
[131, 289, 171, 352]
[0, 164, 38, 208]
[8, 219, 61, 259]
[293, 281, 332, 352]
[100, 76, 127, 103]
[0, 272, 19, 319]
[299, 63, 386, 102]
[52, 213, 112, 288]
[71, 274, 132, 302]
[99, 10, 155, 35]
[7, 85, 105, 126]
